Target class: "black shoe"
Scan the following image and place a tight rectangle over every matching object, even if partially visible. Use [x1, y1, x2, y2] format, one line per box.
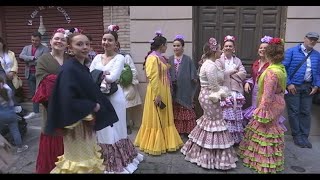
[293, 137, 306, 148]
[302, 137, 312, 148]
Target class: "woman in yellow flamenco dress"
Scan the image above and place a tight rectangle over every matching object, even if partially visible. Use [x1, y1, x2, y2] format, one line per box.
[134, 31, 183, 155]
[45, 31, 118, 173]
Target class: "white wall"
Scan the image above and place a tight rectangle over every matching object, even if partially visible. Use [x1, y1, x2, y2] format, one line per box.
[285, 6, 320, 51]
[284, 6, 320, 135]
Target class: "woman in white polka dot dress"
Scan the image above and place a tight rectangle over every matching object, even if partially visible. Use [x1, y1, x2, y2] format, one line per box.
[181, 37, 238, 170]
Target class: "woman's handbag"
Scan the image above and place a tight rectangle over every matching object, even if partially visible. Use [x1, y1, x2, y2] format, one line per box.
[105, 82, 118, 96]
[12, 75, 23, 89]
[123, 84, 136, 100]
[119, 64, 133, 88]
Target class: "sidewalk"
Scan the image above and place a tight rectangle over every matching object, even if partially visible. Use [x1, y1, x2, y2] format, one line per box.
[6, 125, 320, 174]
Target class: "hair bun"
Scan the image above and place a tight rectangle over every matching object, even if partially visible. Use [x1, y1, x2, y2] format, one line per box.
[108, 25, 120, 32]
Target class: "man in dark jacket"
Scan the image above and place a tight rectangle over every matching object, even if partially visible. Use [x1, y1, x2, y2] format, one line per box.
[283, 32, 320, 148]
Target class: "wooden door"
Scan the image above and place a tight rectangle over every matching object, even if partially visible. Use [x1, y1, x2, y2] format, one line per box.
[194, 6, 286, 73]
[193, 6, 286, 116]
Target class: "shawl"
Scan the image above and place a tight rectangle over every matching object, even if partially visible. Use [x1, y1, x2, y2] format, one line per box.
[148, 51, 171, 82]
[46, 58, 118, 135]
[32, 74, 57, 104]
[35, 53, 69, 88]
[169, 54, 198, 109]
[257, 63, 287, 105]
[251, 59, 270, 84]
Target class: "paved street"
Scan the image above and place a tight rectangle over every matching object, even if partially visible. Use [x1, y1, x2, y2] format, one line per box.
[3, 103, 320, 174]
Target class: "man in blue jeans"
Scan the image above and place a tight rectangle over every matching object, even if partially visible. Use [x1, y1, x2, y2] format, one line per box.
[19, 31, 49, 120]
[283, 32, 320, 148]
[0, 77, 28, 153]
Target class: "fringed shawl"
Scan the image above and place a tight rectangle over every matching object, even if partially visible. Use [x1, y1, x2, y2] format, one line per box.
[257, 63, 287, 105]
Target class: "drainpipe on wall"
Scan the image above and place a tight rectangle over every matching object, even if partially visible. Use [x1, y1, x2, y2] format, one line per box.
[111, 6, 113, 24]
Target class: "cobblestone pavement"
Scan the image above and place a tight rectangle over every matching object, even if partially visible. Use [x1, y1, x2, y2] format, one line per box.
[3, 102, 320, 174]
[4, 117, 320, 174]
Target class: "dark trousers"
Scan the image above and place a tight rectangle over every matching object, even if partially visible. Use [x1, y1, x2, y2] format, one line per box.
[285, 83, 313, 139]
[27, 73, 39, 113]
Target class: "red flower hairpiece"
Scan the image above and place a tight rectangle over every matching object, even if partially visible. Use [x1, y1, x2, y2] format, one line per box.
[270, 38, 284, 45]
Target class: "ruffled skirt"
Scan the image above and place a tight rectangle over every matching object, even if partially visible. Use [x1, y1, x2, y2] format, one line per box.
[181, 87, 238, 170]
[173, 102, 197, 134]
[51, 122, 104, 174]
[36, 133, 64, 174]
[239, 120, 285, 174]
[220, 91, 246, 144]
[99, 138, 143, 173]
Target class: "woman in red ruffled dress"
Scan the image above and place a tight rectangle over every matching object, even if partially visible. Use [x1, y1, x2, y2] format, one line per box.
[33, 28, 69, 173]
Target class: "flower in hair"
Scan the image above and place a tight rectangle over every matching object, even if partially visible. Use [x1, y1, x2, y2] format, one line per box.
[55, 28, 65, 33]
[224, 35, 236, 42]
[270, 38, 284, 45]
[108, 25, 120, 32]
[54, 28, 66, 37]
[209, 37, 217, 46]
[261, 35, 273, 43]
[175, 34, 184, 40]
[155, 30, 163, 36]
[208, 37, 218, 51]
[64, 30, 71, 38]
[63, 27, 83, 38]
[70, 27, 82, 33]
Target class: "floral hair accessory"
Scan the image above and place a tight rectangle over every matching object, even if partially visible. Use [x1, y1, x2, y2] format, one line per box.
[175, 34, 184, 40]
[63, 27, 83, 38]
[108, 25, 120, 32]
[261, 35, 273, 43]
[54, 28, 65, 33]
[70, 27, 82, 33]
[270, 37, 284, 45]
[155, 30, 163, 37]
[224, 35, 236, 42]
[53, 28, 66, 37]
[208, 37, 218, 51]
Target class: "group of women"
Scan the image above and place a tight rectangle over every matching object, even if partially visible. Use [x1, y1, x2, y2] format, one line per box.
[134, 32, 287, 174]
[0, 24, 287, 174]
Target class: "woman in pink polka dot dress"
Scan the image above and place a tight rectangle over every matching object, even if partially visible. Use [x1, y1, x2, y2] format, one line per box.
[181, 37, 238, 170]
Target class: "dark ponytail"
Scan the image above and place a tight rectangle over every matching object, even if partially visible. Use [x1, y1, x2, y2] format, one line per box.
[143, 35, 167, 69]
